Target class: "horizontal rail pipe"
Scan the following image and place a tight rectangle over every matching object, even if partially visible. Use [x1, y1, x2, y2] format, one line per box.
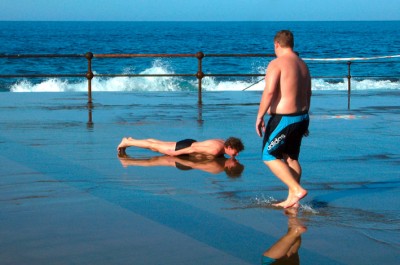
[0, 54, 84, 58]
[94, 53, 196, 58]
[95, 74, 196, 77]
[205, 53, 276, 57]
[0, 74, 86, 78]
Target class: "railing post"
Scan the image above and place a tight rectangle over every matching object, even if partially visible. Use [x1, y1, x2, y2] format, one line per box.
[85, 52, 94, 105]
[85, 52, 94, 126]
[347, 61, 352, 110]
[196, 51, 205, 105]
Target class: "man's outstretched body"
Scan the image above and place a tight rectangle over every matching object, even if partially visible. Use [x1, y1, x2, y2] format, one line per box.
[117, 136, 244, 159]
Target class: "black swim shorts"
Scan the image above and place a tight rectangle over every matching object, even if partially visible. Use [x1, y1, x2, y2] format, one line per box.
[175, 139, 197, 151]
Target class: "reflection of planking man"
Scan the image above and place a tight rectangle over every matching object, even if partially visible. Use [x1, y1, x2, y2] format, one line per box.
[117, 136, 244, 159]
[118, 154, 245, 178]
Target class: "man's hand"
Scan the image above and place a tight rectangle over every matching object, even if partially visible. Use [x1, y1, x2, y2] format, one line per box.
[256, 117, 265, 137]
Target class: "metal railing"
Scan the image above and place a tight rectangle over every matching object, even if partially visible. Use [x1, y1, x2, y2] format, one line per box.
[90, 52, 276, 105]
[1, 52, 399, 112]
[0, 52, 274, 105]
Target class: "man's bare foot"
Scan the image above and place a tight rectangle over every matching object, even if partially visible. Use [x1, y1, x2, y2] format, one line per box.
[273, 200, 289, 208]
[288, 223, 307, 236]
[283, 190, 307, 209]
[118, 153, 128, 158]
[273, 200, 300, 208]
[273, 189, 307, 209]
[284, 207, 299, 217]
[118, 156, 129, 167]
[117, 137, 129, 155]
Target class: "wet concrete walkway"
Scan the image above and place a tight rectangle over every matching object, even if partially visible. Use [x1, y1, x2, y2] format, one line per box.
[1, 91, 399, 264]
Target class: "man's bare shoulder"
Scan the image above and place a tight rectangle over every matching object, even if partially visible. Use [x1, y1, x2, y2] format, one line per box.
[268, 58, 280, 67]
[188, 140, 224, 157]
[267, 58, 284, 72]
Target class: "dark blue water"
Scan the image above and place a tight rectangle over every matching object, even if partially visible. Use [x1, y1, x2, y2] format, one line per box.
[1, 21, 400, 92]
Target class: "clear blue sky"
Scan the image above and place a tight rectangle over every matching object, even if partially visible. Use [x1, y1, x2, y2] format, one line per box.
[1, 0, 399, 21]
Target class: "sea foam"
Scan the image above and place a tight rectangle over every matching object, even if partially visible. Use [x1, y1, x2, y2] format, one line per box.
[8, 60, 400, 92]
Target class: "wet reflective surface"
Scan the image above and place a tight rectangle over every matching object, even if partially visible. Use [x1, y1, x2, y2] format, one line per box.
[0, 91, 399, 264]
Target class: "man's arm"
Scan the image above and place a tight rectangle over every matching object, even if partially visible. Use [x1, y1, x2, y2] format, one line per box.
[164, 146, 196, 156]
[307, 76, 312, 110]
[256, 61, 280, 137]
[165, 144, 220, 157]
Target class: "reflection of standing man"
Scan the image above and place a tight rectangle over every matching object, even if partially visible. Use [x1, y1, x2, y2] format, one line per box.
[262, 209, 306, 264]
[256, 30, 311, 208]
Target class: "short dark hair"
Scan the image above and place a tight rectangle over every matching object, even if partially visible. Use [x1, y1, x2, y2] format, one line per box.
[274, 30, 294, 48]
[224, 161, 245, 178]
[224, 137, 244, 152]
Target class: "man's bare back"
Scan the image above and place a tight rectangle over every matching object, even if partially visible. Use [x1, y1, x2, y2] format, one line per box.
[184, 139, 225, 158]
[267, 53, 311, 114]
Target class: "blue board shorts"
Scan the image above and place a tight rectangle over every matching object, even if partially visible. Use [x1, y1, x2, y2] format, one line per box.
[262, 111, 309, 161]
[261, 255, 275, 265]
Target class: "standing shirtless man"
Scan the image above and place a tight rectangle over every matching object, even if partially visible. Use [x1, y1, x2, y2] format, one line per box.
[256, 30, 312, 208]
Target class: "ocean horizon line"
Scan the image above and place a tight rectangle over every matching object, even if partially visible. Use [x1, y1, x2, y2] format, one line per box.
[1, 20, 400, 23]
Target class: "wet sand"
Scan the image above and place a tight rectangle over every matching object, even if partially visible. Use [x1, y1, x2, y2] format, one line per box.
[0, 91, 399, 264]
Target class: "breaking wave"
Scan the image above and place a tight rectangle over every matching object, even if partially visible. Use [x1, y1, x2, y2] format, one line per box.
[6, 60, 400, 92]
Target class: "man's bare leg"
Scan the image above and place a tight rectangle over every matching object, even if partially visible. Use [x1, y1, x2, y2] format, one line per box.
[262, 212, 306, 260]
[117, 137, 129, 155]
[117, 137, 172, 155]
[275, 157, 303, 208]
[117, 137, 141, 154]
[265, 159, 307, 208]
[285, 156, 302, 182]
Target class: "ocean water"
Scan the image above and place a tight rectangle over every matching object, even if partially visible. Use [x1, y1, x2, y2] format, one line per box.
[0, 21, 400, 92]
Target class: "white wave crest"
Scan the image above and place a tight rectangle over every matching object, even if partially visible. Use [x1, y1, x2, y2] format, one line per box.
[10, 78, 72, 92]
[313, 78, 400, 91]
[8, 61, 400, 92]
